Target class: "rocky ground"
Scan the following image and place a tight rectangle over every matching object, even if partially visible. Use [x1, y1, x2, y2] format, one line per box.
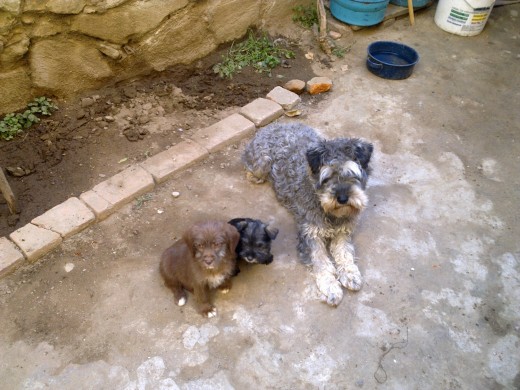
[0, 35, 322, 237]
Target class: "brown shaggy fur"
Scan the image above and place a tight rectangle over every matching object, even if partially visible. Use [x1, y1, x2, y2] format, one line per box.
[160, 220, 240, 317]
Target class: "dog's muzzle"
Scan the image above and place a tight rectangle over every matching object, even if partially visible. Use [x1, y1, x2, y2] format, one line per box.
[336, 194, 349, 204]
[243, 254, 259, 264]
[203, 255, 216, 267]
[335, 187, 350, 205]
[242, 254, 273, 264]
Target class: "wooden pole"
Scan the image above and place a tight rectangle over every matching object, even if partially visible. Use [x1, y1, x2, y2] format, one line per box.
[407, 0, 415, 26]
[317, 0, 332, 55]
[0, 167, 18, 214]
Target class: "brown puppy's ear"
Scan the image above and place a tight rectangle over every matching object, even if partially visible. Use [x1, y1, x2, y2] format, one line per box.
[225, 224, 240, 254]
[183, 227, 197, 258]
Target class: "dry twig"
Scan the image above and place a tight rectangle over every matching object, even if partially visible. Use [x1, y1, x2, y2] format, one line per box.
[317, 0, 333, 55]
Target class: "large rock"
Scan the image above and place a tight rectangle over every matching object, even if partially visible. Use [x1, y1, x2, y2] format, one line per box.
[139, 6, 217, 71]
[30, 15, 67, 38]
[23, 0, 47, 12]
[209, 0, 260, 42]
[46, 0, 86, 14]
[70, 0, 189, 44]
[0, 0, 21, 13]
[0, 11, 17, 34]
[0, 31, 30, 64]
[260, 0, 305, 36]
[24, 0, 88, 13]
[0, 67, 33, 113]
[84, 0, 129, 14]
[30, 37, 113, 96]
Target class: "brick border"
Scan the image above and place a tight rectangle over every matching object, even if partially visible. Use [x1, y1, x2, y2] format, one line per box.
[0, 87, 299, 278]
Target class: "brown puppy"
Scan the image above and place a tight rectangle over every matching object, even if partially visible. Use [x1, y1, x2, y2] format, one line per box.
[160, 220, 240, 318]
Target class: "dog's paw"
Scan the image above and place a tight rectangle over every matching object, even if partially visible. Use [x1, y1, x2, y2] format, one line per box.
[246, 171, 266, 184]
[338, 265, 363, 291]
[206, 308, 217, 318]
[176, 297, 187, 306]
[315, 272, 344, 306]
[220, 288, 230, 294]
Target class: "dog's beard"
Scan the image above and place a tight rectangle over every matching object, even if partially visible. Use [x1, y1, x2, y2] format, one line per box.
[240, 252, 273, 264]
[320, 186, 367, 218]
[195, 247, 228, 270]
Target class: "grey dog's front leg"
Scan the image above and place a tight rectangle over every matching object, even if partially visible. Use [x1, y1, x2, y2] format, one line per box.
[301, 228, 344, 306]
[330, 235, 362, 291]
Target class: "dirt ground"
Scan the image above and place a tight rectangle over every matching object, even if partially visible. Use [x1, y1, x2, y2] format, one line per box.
[1, 4, 520, 389]
[0, 36, 320, 237]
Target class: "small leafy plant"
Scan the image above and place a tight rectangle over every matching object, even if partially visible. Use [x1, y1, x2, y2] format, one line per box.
[213, 30, 295, 79]
[332, 42, 355, 59]
[332, 46, 347, 58]
[0, 97, 58, 141]
[292, 5, 319, 29]
[134, 193, 153, 210]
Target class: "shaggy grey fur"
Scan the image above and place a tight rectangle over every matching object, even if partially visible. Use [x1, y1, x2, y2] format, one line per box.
[242, 122, 373, 306]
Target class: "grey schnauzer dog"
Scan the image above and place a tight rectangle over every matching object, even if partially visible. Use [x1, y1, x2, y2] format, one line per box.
[242, 122, 373, 306]
[228, 218, 279, 266]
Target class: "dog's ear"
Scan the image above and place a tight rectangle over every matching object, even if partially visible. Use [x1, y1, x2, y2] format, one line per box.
[226, 224, 241, 253]
[306, 143, 327, 174]
[182, 228, 197, 258]
[231, 220, 249, 233]
[265, 225, 279, 240]
[353, 140, 373, 170]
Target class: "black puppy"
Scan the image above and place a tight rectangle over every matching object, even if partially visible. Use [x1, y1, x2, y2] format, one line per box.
[228, 218, 279, 270]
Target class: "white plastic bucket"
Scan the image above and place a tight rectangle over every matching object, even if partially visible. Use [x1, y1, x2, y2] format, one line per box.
[434, 0, 495, 36]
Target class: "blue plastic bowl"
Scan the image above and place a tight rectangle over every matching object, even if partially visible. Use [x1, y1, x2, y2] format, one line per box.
[366, 41, 419, 80]
[330, 0, 390, 26]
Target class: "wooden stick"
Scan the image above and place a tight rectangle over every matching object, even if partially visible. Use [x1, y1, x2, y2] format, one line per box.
[317, 0, 332, 55]
[407, 0, 415, 26]
[0, 167, 18, 214]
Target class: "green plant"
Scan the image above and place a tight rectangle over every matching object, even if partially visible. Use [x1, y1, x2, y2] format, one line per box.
[332, 46, 347, 58]
[213, 30, 295, 79]
[292, 5, 318, 29]
[332, 42, 355, 59]
[134, 193, 153, 210]
[0, 97, 58, 141]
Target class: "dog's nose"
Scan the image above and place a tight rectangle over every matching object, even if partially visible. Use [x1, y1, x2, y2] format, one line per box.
[337, 194, 349, 204]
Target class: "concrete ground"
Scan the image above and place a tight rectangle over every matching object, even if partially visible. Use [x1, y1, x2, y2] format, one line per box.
[1, 5, 519, 389]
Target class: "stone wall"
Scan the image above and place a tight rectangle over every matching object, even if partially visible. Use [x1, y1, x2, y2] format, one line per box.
[0, 0, 307, 115]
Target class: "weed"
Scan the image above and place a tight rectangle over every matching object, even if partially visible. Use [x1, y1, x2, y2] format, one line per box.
[292, 4, 318, 29]
[0, 97, 58, 141]
[332, 42, 355, 59]
[213, 30, 295, 79]
[332, 46, 347, 58]
[134, 193, 153, 210]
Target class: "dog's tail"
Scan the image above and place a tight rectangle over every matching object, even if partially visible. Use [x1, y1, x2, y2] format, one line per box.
[243, 153, 272, 184]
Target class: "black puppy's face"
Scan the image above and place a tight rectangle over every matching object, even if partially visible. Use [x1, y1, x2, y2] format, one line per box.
[228, 218, 279, 264]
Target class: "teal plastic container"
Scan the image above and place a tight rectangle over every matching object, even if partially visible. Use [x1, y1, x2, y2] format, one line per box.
[330, 0, 390, 26]
[390, 0, 430, 8]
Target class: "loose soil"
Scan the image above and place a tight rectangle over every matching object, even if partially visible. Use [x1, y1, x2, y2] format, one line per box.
[0, 38, 321, 237]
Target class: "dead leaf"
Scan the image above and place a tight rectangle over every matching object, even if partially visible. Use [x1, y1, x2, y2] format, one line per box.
[285, 110, 302, 117]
